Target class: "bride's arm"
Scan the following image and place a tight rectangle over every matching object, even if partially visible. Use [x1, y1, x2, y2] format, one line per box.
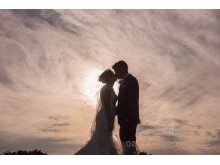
[101, 88, 114, 131]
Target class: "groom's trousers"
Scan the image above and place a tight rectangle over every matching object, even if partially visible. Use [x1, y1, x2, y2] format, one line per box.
[119, 123, 137, 154]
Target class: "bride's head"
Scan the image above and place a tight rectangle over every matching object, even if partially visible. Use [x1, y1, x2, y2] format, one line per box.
[98, 69, 117, 85]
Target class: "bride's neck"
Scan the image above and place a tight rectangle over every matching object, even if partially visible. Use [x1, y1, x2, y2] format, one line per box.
[106, 83, 114, 87]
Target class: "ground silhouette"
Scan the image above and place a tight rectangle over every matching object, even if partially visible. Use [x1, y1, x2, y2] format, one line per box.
[3, 149, 47, 155]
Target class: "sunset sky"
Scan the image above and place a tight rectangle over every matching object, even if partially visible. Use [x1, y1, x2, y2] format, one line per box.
[0, 10, 220, 154]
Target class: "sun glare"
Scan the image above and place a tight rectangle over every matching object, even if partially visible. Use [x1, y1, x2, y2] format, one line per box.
[83, 68, 103, 104]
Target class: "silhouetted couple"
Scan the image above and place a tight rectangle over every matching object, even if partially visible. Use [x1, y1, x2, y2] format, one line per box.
[75, 60, 140, 155]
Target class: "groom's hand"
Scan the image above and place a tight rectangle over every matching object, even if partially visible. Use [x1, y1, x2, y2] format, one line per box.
[115, 107, 119, 116]
[109, 125, 114, 132]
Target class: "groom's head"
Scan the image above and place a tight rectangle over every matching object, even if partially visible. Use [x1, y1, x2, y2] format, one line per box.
[112, 60, 128, 79]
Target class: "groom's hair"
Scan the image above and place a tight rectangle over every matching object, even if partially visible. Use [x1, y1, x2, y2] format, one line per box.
[112, 60, 128, 71]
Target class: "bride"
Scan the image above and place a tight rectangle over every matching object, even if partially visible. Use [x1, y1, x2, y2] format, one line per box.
[75, 69, 121, 155]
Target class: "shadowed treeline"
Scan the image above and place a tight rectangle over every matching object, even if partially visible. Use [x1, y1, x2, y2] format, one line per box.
[2, 149, 47, 155]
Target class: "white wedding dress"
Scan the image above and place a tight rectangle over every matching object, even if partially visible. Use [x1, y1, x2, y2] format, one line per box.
[75, 84, 121, 155]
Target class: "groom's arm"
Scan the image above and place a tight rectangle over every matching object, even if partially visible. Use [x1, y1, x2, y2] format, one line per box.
[120, 78, 139, 120]
[126, 78, 139, 121]
[117, 85, 130, 122]
[115, 105, 119, 116]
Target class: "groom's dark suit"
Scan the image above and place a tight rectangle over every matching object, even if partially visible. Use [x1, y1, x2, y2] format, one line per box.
[117, 74, 140, 146]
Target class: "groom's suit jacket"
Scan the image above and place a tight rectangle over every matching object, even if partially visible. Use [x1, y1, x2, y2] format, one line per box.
[117, 74, 140, 126]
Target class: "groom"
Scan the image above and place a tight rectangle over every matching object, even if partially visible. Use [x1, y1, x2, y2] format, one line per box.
[112, 60, 140, 155]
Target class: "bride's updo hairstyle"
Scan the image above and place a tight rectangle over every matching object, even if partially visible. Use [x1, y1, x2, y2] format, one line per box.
[98, 69, 116, 84]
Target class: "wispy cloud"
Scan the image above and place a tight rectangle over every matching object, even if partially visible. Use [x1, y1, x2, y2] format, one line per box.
[0, 9, 220, 154]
